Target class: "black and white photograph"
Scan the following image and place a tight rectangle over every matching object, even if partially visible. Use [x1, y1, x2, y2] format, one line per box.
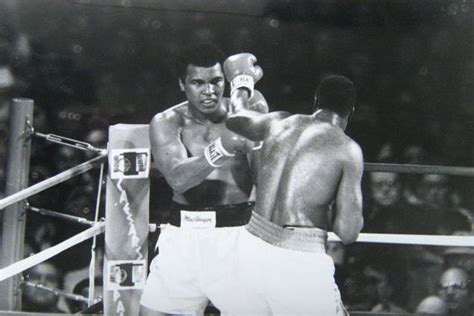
[0, 0, 474, 315]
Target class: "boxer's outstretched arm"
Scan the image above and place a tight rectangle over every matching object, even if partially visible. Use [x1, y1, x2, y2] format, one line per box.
[225, 90, 285, 140]
[226, 110, 289, 141]
[150, 113, 218, 193]
[332, 141, 364, 245]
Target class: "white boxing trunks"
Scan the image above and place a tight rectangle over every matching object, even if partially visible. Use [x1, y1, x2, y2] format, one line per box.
[231, 211, 347, 316]
[140, 202, 253, 315]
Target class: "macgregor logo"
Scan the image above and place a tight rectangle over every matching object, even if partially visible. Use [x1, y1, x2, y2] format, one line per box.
[184, 215, 213, 223]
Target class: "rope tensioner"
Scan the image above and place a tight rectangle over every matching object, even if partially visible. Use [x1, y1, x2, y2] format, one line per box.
[33, 131, 107, 155]
[22, 280, 91, 304]
[28, 205, 97, 226]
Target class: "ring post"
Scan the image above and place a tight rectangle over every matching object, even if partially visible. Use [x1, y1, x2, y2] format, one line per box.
[103, 124, 150, 316]
[0, 98, 34, 311]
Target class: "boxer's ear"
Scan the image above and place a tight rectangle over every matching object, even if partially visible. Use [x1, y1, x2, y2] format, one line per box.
[348, 105, 355, 122]
[312, 96, 319, 113]
[178, 78, 185, 92]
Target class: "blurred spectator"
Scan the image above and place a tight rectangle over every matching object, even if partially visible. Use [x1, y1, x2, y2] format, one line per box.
[0, 21, 16, 96]
[366, 267, 407, 313]
[400, 144, 429, 207]
[52, 146, 83, 174]
[361, 170, 417, 307]
[31, 221, 57, 252]
[417, 174, 471, 235]
[365, 171, 415, 233]
[443, 242, 474, 278]
[342, 269, 379, 312]
[415, 295, 448, 314]
[396, 172, 471, 310]
[22, 261, 66, 313]
[404, 245, 445, 311]
[437, 267, 472, 316]
[28, 162, 55, 207]
[60, 247, 104, 313]
[69, 277, 104, 313]
[62, 185, 97, 220]
[0, 21, 16, 194]
[84, 128, 107, 151]
[343, 264, 406, 312]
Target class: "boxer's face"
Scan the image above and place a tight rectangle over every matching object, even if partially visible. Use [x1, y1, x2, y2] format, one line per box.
[180, 63, 225, 116]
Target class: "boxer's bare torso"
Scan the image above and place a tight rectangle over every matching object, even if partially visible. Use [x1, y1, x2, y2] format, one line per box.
[151, 100, 254, 206]
[227, 108, 364, 242]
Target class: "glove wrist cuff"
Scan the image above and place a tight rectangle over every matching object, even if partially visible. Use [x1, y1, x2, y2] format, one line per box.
[204, 137, 235, 168]
[230, 75, 254, 98]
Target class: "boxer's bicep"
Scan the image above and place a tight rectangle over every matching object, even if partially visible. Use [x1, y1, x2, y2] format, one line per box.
[226, 111, 289, 141]
[149, 115, 188, 177]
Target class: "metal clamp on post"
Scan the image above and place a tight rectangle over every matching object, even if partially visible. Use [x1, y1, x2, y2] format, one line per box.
[24, 119, 35, 138]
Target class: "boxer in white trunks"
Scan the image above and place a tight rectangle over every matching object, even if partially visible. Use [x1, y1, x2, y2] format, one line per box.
[224, 70, 364, 315]
[139, 44, 268, 316]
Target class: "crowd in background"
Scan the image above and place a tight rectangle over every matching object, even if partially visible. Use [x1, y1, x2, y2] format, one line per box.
[0, 0, 474, 314]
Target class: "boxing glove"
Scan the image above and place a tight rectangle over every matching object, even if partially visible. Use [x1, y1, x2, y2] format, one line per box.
[204, 132, 253, 167]
[223, 53, 263, 98]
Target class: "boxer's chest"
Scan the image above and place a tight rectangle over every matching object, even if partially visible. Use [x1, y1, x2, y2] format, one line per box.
[180, 121, 227, 156]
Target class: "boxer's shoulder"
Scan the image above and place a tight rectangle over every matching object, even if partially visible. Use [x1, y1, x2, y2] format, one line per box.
[151, 101, 189, 128]
[345, 139, 363, 161]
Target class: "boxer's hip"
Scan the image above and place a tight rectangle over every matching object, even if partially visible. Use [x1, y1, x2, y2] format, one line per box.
[246, 211, 328, 253]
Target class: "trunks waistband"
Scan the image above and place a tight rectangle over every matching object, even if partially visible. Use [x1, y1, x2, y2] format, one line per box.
[246, 211, 328, 253]
[168, 202, 254, 228]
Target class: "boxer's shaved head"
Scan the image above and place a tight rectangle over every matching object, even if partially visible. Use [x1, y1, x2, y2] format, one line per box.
[314, 75, 356, 118]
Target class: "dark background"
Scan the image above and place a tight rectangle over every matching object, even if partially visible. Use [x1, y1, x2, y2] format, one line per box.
[2, 0, 474, 161]
[3, 0, 473, 200]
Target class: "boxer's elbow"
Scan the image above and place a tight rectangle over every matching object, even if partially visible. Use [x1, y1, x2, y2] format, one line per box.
[167, 179, 187, 194]
[336, 229, 359, 245]
[346, 216, 363, 244]
[333, 215, 363, 245]
[162, 169, 192, 194]
[166, 176, 196, 194]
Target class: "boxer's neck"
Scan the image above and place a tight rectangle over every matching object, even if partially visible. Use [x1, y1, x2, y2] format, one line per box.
[312, 109, 344, 129]
[188, 101, 227, 124]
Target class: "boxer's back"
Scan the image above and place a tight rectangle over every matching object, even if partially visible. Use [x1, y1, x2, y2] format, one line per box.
[254, 114, 354, 229]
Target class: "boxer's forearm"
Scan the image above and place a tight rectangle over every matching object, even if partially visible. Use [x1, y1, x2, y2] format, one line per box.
[164, 156, 221, 193]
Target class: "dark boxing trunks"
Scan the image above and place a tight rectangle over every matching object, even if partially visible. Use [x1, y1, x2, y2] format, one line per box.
[168, 202, 254, 227]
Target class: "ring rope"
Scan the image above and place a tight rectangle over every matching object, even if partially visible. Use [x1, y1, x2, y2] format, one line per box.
[28, 205, 95, 226]
[0, 222, 105, 282]
[328, 232, 474, 247]
[0, 153, 106, 211]
[364, 162, 474, 176]
[88, 162, 105, 307]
